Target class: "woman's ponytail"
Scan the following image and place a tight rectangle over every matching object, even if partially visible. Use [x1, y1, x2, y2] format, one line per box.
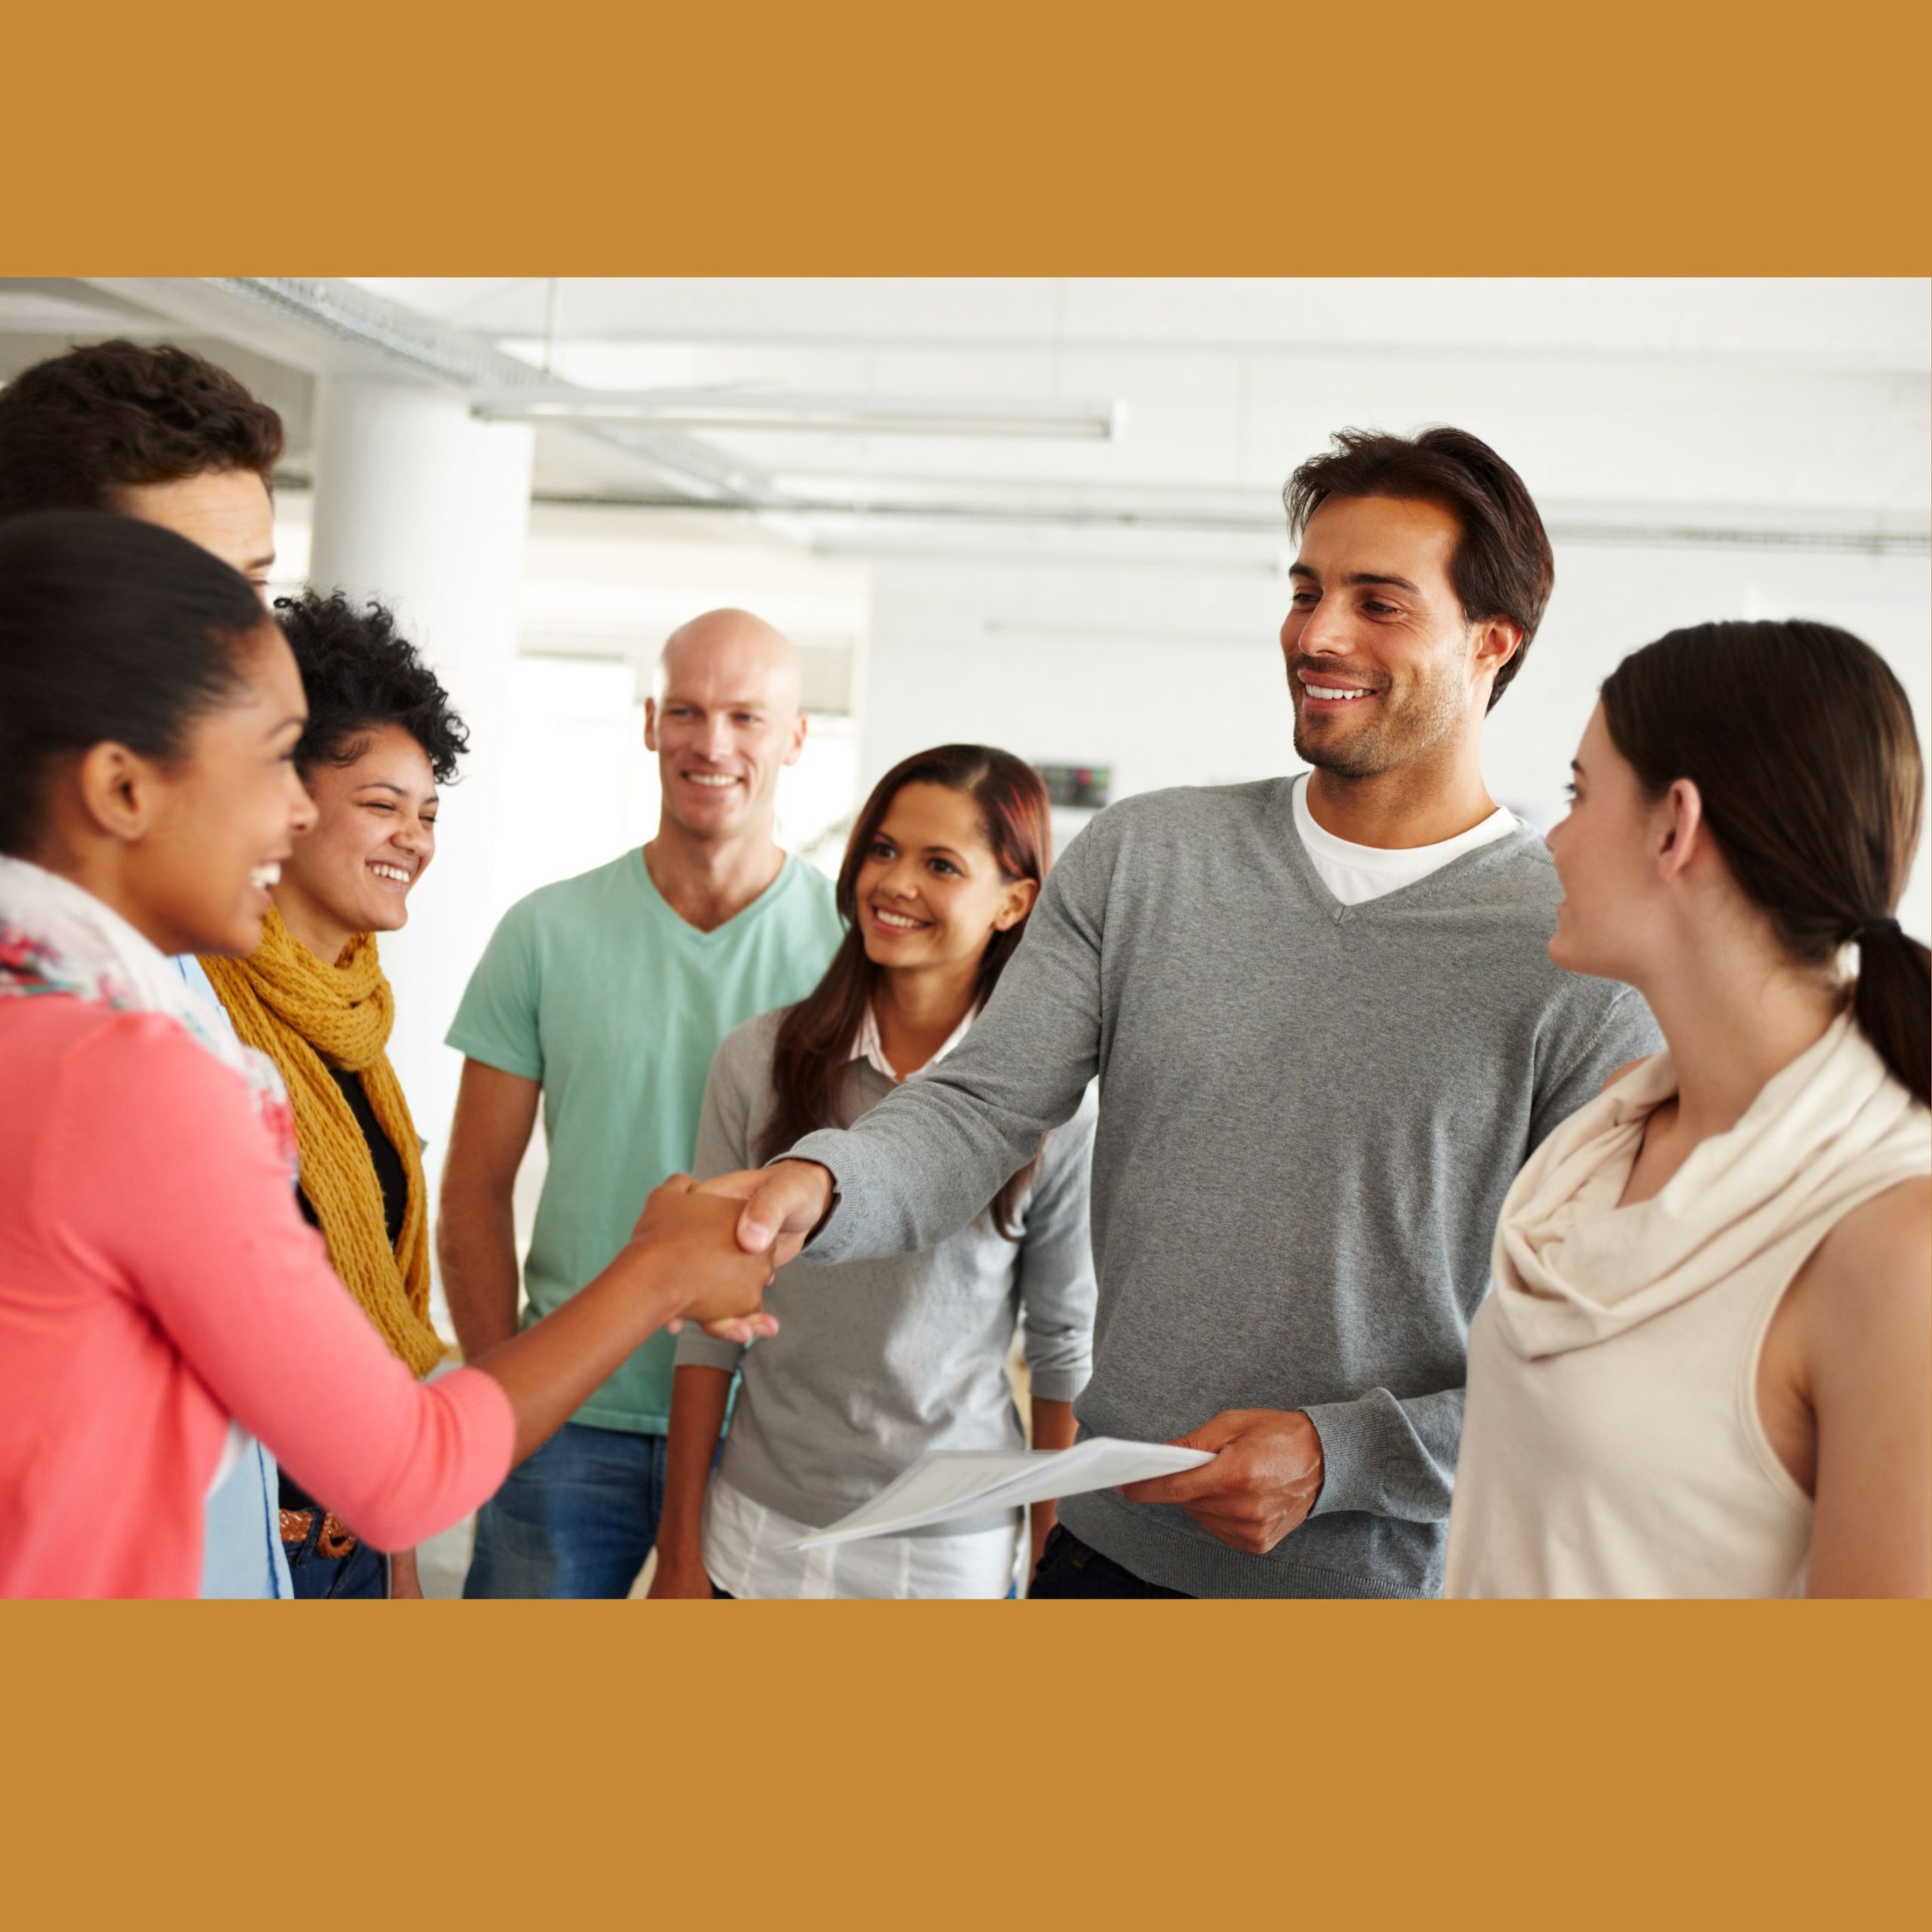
[1850, 923, 1931, 1107]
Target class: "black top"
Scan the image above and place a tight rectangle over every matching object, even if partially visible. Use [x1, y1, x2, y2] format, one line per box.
[281, 1068, 408, 1515]
[297, 1067, 408, 1248]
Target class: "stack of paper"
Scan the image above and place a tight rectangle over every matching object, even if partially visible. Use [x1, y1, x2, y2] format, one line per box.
[786, 1437, 1216, 1551]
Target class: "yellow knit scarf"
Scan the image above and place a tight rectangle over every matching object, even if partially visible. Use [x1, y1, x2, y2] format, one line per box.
[201, 907, 445, 1377]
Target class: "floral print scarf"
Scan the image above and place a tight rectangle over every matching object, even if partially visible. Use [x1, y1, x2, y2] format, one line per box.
[0, 854, 297, 1177]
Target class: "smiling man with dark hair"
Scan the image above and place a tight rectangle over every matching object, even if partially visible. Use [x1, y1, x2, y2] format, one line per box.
[704, 425, 1661, 1601]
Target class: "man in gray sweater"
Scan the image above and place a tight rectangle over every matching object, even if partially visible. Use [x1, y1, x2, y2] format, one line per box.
[705, 426, 1660, 1598]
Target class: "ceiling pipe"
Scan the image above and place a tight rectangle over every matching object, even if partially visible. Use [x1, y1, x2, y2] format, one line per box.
[518, 488, 1929, 556]
[84, 277, 775, 507]
[472, 386, 1124, 440]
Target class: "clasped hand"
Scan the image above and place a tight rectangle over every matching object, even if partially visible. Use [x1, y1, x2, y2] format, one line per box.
[1118, 1409, 1325, 1555]
[631, 1176, 780, 1345]
[694, 1159, 834, 1269]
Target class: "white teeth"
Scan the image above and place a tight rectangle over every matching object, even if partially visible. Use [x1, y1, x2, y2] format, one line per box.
[249, 863, 280, 891]
[369, 863, 411, 884]
[1304, 684, 1371, 701]
[686, 774, 737, 786]
[873, 910, 923, 930]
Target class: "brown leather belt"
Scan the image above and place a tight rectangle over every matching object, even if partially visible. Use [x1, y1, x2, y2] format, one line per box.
[278, 1508, 358, 1558]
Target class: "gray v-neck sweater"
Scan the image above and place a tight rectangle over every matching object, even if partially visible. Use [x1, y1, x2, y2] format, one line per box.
[789, 777, 1660, 1598]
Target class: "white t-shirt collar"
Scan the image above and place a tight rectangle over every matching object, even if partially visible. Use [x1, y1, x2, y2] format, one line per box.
[853, 998, 977, 1084]
[1291, 774, 1518, 908]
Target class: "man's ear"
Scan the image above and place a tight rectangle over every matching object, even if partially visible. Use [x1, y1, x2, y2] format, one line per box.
[783, 709, 808, 769]
[992, 875, 1040, 931]
[1656, 777, 1706, 882]
[75, 742, 158, 844]
[642, 695, 660, 752]
[1473, 617, 1524, 686]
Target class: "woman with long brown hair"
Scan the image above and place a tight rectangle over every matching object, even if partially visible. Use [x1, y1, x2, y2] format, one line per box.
[1447, 619, 1930, 1598]
[651, 745, 1097, 1599]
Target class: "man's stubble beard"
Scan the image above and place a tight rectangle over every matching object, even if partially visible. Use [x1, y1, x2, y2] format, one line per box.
[1291, 662, 1467, 781]
[661, 779, 779, 848]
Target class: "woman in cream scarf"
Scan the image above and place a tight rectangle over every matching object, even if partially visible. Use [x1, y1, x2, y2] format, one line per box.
[203, 591, 469, 1600]
[1447, 620, 1930, 1599]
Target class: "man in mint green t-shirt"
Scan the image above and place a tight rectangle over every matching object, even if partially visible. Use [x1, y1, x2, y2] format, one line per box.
[442, 609, 844, 1597]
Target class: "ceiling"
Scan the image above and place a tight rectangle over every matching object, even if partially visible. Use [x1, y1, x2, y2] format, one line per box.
[5, 277, 1924, 571]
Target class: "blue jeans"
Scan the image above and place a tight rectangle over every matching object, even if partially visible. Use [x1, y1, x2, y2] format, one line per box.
[283, 1515, 387, 1600]
[463, 1422, 667, 1599]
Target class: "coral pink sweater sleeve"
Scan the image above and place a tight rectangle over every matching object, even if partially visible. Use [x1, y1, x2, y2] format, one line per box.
[8, 1007, 514, 1592]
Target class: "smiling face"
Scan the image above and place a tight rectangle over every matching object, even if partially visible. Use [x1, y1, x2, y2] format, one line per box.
[645, 612, 806, 844]
[272, 723, 440, 961]
[1280, 493, 1519, 780]
[114, 469, 277, 605]
[119, 624, 317, 957]
[854, 781, 1038, 982]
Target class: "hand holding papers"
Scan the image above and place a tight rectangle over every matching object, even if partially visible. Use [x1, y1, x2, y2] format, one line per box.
[1115, 1407, 1326, 1555]
[786, 1438, 1216, 1551]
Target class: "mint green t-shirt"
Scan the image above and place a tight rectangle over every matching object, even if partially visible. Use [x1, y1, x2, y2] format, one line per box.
[446, 850, 844, 1433]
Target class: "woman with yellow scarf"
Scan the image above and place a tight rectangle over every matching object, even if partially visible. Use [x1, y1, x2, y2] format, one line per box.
[203, 590, 466, 1598]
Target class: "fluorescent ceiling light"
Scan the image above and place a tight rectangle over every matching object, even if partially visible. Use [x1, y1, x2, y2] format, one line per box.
[472, 386, 1122, 440]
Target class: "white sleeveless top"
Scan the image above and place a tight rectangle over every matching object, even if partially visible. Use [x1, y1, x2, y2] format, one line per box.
[1446, 1013, 1930, 1598]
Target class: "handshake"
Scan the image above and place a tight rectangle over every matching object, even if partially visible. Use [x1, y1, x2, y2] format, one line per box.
[628, 1160, 837, 1343]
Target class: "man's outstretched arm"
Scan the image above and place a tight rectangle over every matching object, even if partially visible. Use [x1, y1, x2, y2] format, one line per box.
[706, 818, 1112, 1263]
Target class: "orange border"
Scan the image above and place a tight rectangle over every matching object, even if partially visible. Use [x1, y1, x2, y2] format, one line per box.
[11, 1601, 1930, 1922]
[5, 2, 1930, 270]
[4, 3, 1929, 1922]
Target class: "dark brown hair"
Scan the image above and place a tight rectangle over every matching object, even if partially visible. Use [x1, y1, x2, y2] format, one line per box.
[0, 512, 268, 856]
[0, 340, 284, 519]
[1601, 619, 1928, 1106]
[758, 745, 1054, 1237]
[1283, 426, 1554, 709]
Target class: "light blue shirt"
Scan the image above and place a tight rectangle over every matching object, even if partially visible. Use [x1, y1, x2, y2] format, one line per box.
[172, 953, 294, 1600]
[200, 1438, 292, 1598]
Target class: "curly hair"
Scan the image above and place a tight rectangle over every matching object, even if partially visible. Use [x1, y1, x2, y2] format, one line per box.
[0, 340, 285, 518]
[275, 590, 470, 786]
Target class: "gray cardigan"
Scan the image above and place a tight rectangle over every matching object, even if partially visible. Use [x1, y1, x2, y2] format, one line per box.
[676, 1008, 1098, 1535]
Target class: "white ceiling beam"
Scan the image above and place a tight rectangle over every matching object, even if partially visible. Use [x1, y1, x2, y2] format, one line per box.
[473, 386, 1123, 440]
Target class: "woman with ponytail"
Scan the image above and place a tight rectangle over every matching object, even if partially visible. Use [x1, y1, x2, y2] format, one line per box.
[652, 746, 1098, 1599]
[1447, 620, 1930, 1598]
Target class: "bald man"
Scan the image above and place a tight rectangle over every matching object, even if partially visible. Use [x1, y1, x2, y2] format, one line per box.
[442, 610, 844, 1597]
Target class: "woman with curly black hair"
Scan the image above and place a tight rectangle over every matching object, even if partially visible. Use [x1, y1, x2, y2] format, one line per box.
[201, 590, 470, 1599]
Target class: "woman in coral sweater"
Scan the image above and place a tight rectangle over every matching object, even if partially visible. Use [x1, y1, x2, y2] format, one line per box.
[0, 511, 774, 1598]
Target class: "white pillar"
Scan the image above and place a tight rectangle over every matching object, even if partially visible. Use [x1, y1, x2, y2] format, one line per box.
[308, 379, 534, 1204]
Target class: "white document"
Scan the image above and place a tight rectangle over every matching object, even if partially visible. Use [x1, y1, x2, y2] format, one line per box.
[786, 1437, 1216, 1551]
